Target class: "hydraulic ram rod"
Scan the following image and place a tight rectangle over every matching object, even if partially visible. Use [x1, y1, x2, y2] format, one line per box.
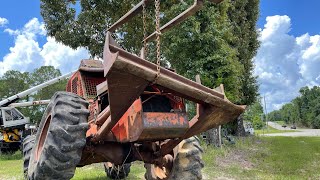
[0, 71, 75, 107]
[9, 100, 50, 107]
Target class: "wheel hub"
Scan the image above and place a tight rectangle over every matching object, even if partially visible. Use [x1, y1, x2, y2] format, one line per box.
[35, 115, 51, 161]
[152, 154, 174, 179]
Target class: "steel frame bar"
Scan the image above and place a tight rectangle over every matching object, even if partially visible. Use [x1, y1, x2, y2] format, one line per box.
[107, 0, 222, 40]
[8, 100, 50, 107]
[144, 0, 204, 42]
[108, 0, 152, 32]
[0, 71, 75, 107]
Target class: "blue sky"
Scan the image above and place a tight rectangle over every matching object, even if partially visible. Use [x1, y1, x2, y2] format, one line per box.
[0, 1, 44, 58]
[0, 0, 320, 112]
[258, 0, 320, 36]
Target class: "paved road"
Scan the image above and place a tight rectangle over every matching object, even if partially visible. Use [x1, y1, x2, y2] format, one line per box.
[267, 121, 287, 130]
[263, 121, 320, 137]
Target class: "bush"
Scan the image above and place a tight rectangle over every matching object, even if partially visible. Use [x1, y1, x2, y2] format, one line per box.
[253, 115, 264, 130]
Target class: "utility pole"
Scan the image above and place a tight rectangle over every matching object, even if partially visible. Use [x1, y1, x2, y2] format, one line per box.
[263, 95, 268, 131]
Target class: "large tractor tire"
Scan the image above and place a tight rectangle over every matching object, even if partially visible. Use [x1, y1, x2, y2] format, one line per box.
[23, 135, 36, 177]
[145, 136, 204, 180]
[26, 92, 89, 180]
[104, 162, 131, 179]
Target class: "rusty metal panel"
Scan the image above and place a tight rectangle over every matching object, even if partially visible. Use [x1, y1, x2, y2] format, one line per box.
[138, 112, 189, 141]
[111, 98, 189, 142]
[185, 105, 242, 138]
[103, 32, 244, 118]
[79, 59, 104, 72]
[103, 32, 245, 144]
[96, 81, 108, 96]
[68, 71, 84, 97]
[107, 69, 149, 123]
[112, 99, 143, 142]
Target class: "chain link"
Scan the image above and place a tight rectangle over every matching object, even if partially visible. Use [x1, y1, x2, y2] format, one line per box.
[142, 0, 148, 56]
[154, 0, 161, 83]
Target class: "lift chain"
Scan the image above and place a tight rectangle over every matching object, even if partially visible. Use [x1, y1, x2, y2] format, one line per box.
[142, 0, 148, 56]
[153, 0, 161, 84]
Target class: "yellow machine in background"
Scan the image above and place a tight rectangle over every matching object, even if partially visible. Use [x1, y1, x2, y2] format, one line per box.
[1, 129, 21, 142]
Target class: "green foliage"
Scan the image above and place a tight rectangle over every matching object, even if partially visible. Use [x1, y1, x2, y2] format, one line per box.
[0, 66, 67, 124]
[227, 0, 260, 105]
[268, 110, 282, 122]
[243, 101, 264, 129]
[252, 115, 264, 129]
[268, 86, 320, 128]
[162, 1, 242, 102]
[0, 70, 30, 97]
[40, 0, 260, 102]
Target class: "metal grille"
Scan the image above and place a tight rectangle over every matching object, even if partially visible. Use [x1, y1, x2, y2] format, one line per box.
[72, 77, 78, 94]
[83, 76, 105, 98]
[66, 83, 71, 92]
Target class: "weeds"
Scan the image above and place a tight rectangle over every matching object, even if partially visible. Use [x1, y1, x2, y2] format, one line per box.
[0, 150, 22, 160]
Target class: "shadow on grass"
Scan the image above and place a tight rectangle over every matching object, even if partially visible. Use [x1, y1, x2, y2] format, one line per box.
[82, 175, 141, 180]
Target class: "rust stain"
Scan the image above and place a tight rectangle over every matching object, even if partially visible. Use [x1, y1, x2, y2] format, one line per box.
[86, 123, 98, 137]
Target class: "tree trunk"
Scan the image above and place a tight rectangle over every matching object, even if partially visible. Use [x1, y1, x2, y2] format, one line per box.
[235, 113, 246, 137]
[204, 126, 221, 147]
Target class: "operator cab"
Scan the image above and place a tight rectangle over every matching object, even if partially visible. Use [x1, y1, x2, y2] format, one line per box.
[0, 107, 30, 128]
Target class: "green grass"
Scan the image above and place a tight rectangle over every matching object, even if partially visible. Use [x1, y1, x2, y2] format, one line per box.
[2, 137, 320, 179]
[0, 151, 145, 180]
[0, 151, 23, 180]
[255, 137, 320, 179]
[203, 136, 320, 179]
[255, 125, 298, 135]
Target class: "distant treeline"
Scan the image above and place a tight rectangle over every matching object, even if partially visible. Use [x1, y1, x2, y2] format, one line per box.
[0, 66, 67, 124]
[268, 86, 320, 128]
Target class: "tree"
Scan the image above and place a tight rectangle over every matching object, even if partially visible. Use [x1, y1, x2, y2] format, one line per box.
[0, 70, 30, 98]
[40, 0, 259, 101]
[268, 110, 282, 122]
[226, 0, 260, 136]
[0, 66, 67, 124]
[31, 66, 67, 100]
[243, 100, 264, 129]
[228, 0, 260, 105]
[23, 66, 67, 123]
[162, 1, 242, 101]
[40, 0, 182, 57]
[268, 86, 320, 128]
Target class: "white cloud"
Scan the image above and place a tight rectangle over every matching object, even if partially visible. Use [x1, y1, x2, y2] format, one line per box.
[41, 37, 89, 73]
[0, 17, 8, 27]
[255, 15, 320, 112]
[0, 18, 89, 76]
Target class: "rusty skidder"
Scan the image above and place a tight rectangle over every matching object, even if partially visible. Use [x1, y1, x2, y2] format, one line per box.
[23, 0, 245, 179]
